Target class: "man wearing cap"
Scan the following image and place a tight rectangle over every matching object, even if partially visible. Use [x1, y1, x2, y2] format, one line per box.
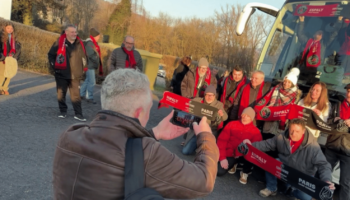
[108, 36, 143, 72]
[243, 118, 334, 199]
[181, 57, 217, 99]
[230, 70, 271, 126]
[325, 83, 350, 200]
[217, 107, 262, 185]
[80, 28, 103, 104]
[182, 85, 227, 155]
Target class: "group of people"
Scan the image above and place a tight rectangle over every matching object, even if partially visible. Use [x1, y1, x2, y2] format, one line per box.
[170, 56, 350, 200]
[47, 24, 143, 121]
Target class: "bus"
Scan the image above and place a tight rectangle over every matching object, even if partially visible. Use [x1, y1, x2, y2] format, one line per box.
[236, 0, 350, 184]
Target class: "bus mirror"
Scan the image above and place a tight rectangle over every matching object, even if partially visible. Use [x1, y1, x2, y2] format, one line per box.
[236, 2, 280, 36]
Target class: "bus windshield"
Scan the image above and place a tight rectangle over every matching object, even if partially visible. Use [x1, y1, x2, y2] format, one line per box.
[258, 1, 350, 95]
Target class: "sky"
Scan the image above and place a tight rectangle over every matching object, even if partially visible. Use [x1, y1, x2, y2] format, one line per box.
[142, 0, 285, 19]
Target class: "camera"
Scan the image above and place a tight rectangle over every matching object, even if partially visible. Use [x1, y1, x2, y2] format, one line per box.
[170, 109, 201, 129]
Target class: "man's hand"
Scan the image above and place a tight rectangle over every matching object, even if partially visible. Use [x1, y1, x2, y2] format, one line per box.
[152, 110, 190, 140]
[299, 16, 305, 22]
[338, 16, 343, 21]
[220, 159, 229, 169]
[326, 181, 336, 190]
[218, 110, 224, 117]
[193, 116, 212, 136]
[243, 139, 251, 145]
[345, 119, 350, 127]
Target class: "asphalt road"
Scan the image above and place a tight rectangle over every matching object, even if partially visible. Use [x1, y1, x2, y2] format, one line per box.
[0, 71, 339, 200]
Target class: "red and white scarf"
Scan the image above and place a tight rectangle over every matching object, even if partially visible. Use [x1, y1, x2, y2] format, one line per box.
[123, 47, 137, 69]
[220, 75, 246, 104]
[194, 67, 211, 97]
[238, 82, 264, 117]
[301, 38, 321, 67]
[267, 83, 298, 106]
[55, 34, 86, 70]
[339, 31, 350, 56]
[90, 35, 103, 75]
[2, 33, 16, 63]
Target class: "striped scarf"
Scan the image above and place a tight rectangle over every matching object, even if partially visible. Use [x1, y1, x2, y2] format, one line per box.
[268, 83, 298, 106]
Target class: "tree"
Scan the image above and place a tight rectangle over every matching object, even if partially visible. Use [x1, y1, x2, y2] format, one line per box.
[104, 0, 132, 45]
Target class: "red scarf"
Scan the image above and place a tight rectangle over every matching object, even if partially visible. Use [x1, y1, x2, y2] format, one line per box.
[55, 34, 86, 70]
[220, 75, 246, 104]
[2, 33, 16, 63]
[238, 82, 264, 117]
[339, 31, 350, 56]
[90, 36, 103, 75]
[289, 134, 304, 154]
[301, 38, 321, 67]
[340, 100, 350, 120]
[194, 67, 212, 97]
[123, 47, 137, 69]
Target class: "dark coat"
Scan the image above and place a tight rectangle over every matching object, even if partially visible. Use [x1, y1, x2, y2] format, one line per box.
[48, 37, 87, 80]
[171, 63, 190, 96]
[0, 38, 21, 61]
[84, 38, 100, 70]
[181, 68, 217, 99]
[108, 43, 143, 72]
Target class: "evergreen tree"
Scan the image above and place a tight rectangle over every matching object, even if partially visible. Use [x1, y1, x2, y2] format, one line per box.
[104, 0, 131, 45]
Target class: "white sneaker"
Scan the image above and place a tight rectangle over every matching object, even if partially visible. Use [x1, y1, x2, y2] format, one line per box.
[239, 171, 249, 184]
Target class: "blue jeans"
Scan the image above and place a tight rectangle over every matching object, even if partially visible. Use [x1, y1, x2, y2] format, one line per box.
[265, 171, 312, 200]
[80, 69, 95, 100]
[182, 136, 197, 155]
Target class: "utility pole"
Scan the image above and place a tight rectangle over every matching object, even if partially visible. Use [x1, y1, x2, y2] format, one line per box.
[0, 0, 12, 20]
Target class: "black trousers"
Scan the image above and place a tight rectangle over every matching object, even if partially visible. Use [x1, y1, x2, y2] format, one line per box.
[55, 77, 82, 115]
[217, 157, 253, 176]
[325, 149, 350, 200]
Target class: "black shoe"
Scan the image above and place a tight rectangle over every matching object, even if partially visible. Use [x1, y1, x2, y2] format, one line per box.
[74, 114, 86, 122]
[58, 112, 67, 118]
[80, 96, 86, 100]
[87, 99, 97, 104]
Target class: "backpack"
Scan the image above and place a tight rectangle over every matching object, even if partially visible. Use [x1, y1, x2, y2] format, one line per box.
[124, 138, 164, 200]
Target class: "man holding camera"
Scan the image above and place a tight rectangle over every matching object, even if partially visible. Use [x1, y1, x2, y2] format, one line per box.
[243, 118, 334, 199]
[182, 85, 227, 155]
[52, 69, 219, 199]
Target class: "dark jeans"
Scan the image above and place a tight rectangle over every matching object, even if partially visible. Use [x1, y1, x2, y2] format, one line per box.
[325, 149, 350, 200]
[55, 77, 82, 115]
[217, 157, 253, 176]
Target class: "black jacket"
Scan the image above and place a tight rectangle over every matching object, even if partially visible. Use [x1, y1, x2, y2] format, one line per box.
[0, 39, 21, 61]
[171, 63, 189, 96]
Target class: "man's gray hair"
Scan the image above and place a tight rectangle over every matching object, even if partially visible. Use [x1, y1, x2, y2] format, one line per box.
[65, 24, 77, 30]
[252, 70, 265, 78]
[124, 35, 134, 42]
[101, 69, 152, 116]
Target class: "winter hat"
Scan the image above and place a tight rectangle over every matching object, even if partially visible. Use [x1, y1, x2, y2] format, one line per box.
[89, 28, 100, 37]
[198, 57, 209, 67]
[242, 107, 255, 120]
[205, 85, 216, 95]
[284, 67, 300, 86]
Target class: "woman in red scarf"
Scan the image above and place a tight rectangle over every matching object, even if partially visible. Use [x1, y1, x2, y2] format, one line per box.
[0, 22, 21, 95]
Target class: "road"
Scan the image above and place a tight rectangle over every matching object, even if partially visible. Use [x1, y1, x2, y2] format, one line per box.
[0, 71, 338, 200]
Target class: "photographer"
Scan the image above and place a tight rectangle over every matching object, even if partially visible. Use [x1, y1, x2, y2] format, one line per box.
[182, 85, 227, 155]
[52, 69, 219, 199]
[325, 84, 350, 200]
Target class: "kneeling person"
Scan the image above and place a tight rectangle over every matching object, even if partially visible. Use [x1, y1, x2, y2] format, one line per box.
[217, 107, 262, 185]
[244, 118, 334, 199]
[182, 85, 227, 155]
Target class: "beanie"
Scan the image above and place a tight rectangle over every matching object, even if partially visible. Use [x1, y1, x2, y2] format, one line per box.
[198, 57, 209, 67]
[242, 107, 255, 120]
[284, 67, 300, 86]
[89, 28, 100, 37]
[205, 85, 216, 95]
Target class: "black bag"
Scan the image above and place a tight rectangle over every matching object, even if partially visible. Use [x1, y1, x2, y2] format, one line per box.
[124, 138, 164, 200]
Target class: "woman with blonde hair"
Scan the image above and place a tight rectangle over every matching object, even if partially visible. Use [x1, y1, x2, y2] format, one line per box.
[0, 22, 21, 95]
[297, 82, 332, 138]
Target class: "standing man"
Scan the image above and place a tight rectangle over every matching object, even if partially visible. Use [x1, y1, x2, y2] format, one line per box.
[220, 65, 247, 117]
[48, 24, 87, 121]
[230, 70, 271, 125]
[108, 36, 143, 72]
[325, 83, 350, 200]
[181, 57, 217, 99]
[80, 28, 103, 104]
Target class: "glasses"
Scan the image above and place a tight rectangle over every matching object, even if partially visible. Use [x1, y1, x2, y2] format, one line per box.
[205, 94, 215, 97]
[199, 67, 208, 70]
[125, 42, 134, 45]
